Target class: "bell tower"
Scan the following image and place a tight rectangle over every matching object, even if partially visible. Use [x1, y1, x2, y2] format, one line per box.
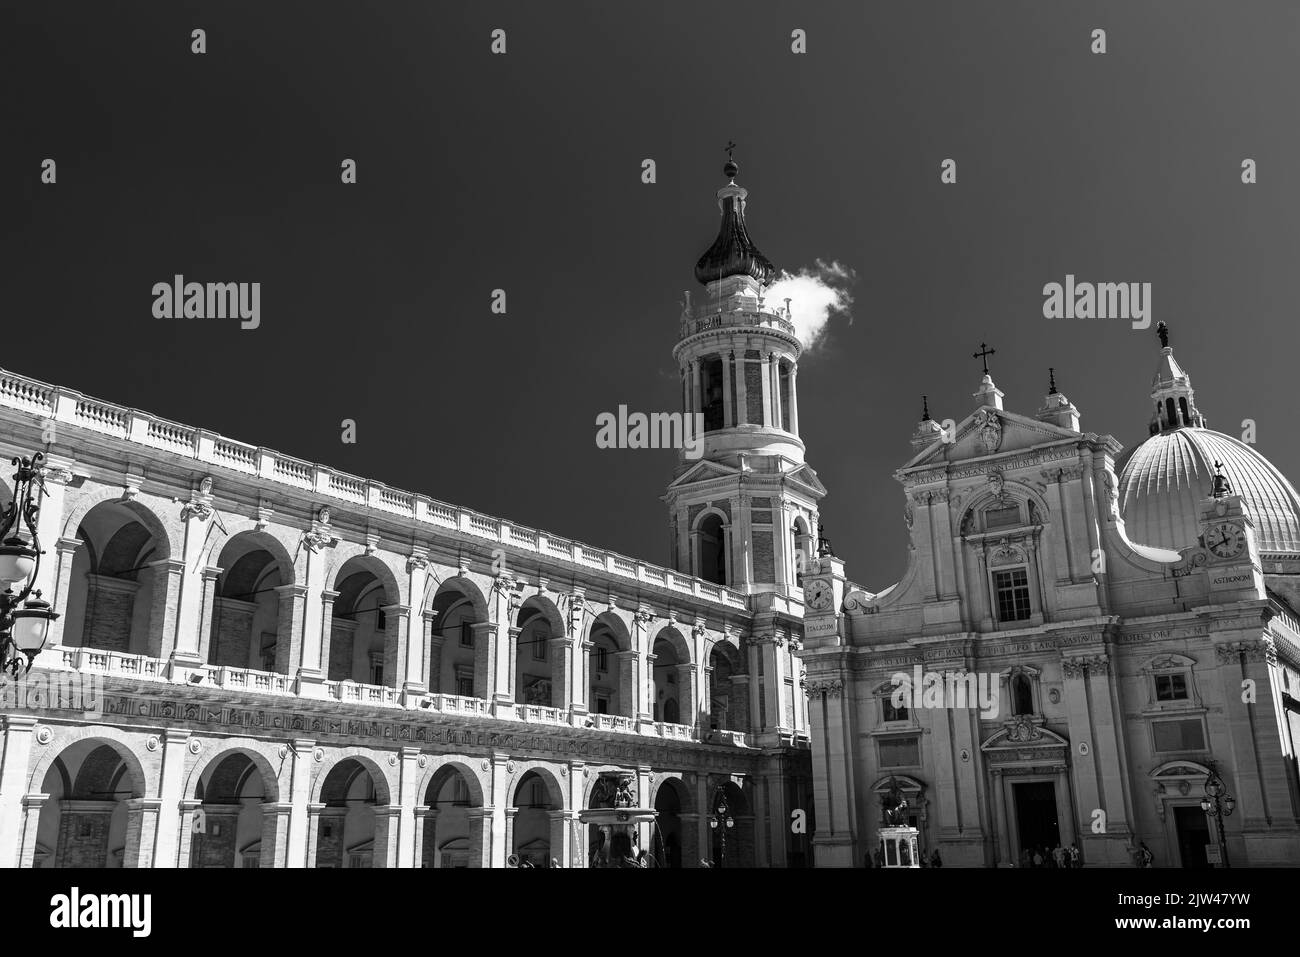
[664, 151, 826, 596]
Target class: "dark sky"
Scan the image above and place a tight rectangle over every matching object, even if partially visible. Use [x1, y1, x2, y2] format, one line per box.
[6, 1, 1299, 589]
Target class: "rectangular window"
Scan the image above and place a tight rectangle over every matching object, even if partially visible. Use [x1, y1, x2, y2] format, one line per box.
[532, 635, 547, 661]
[456, 670, 475, 698]
[369, 653, 383, 686]
[882, 697, 908, 723]
[452, 777, 470, 806]
[460, 622, 474, 648]
[376, 608, 387, 631]
[877, 735, 920, 768]
[595, 694, 610, 714]
[596, 647, 609, 673]
[1152, 717, 1206, 752]
[993, 568, 1032, 622]
[985, 506, 1021, 530]
[1155, 673, 1189, 701]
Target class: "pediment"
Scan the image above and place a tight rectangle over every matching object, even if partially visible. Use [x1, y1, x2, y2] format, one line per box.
[981, 718, 1070, 754]
[902, 407, 1082, 472]
[666, 459, 741, 490]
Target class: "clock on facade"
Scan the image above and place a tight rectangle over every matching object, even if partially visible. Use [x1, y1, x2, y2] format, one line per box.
[1205, 522, 1246, 559]
[806, 578, 834, 611]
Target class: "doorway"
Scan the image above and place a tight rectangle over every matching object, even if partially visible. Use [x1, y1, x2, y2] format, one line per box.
[1173, 805, 1210, 868]
[1013, 781, 1060, 861]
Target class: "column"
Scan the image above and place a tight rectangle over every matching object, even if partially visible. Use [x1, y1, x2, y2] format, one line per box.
[46, 537, 83, 648]
[175, 798, 201, 869]
[274, 583, 309, 674]
[382, 603, 413, 692]
[284, 738, 315, 867]
[260, 802, 292, 867]
[550, 810, 576, 867]
[304, 803, 324, 867]
[616, 650, 638, 720]
[760, 354, 773, 427]
[472, 621, 498, 702]
[122, 798, 162, 868]
[0, 716, 36, 867]
[788, 364, 799, 435]
[427, 631, 444, 693]
[190, 567, 221, 665]
[145, 558, 185, 659]
[551, 636, 573, 711]
[721, 350, 734, 428]
[990, 769, 1010, 866]
[403, 556, 430, 693]
[490, 754, 510, 867]
[17, 793, 49, 869]
[690, 360, 701, 418]
[507, 626, 522, 704]
[771, 355, 784, 430]
[695, 774, 711, 866]
[504, 807, 518, 862]
[373, 806, 401, 867]
[150, 729, 191, 868]
[735, 353, 748, 426]
[414, 807, 436, 868]
[296, 546, 333, 693]
[395, 747, 421, 868]
[30, 461, 72, 604]
[466, 807, 493, 868]
[675, 663, 699, 729]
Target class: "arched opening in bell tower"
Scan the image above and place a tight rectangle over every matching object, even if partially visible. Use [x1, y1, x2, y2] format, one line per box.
[697, 513, 727, 586]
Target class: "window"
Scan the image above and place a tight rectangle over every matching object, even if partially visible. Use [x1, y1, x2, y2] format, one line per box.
[531, 632, 547, 661]
[993, 568, 1032, 622]
[1155, 673, 1189, 702]
[878, 736, 920, 768]
[369, 653, 383, 686]
[452, 777, 471, 806]
[595, 694, 610, 714]
[1011, 672, 1034, 716]
[260, 633, 277, 672]
[242, 854, 261, 869]
[882, 696, 909, 723]
[1153, 717, 1206, 752]
[456, 672, 474, 698]
[376, 608, 387, 631]
[460, 622, 474, 648]
[985, 506, 1021, 530]
[596, 647, 609, 673]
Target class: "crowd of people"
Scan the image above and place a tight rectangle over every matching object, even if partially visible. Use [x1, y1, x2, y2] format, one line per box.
[1018, 843, 1082, 868]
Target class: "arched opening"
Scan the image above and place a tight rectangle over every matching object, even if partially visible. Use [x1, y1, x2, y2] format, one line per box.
[314, 759, 386, 868]
[709, 643, 747, 732]
[792, 517, 811, 585]
[515, 598, 562, 709]
[65, 501, 168, 654]
[588, 615, 632, 718]
[779, 359, 792, 432]
[422, 765, 481, 868]
[1011, 672, 1034, 717]
[431, 582, 488, 698]
[653, 778, 692, 868]
[1165, 397, 1177, 430]
[329, 559, 394, 684]
[191, 752, 270, 867]
[512, 770, 559, 867]
[709, 781, 755, 868]
[209, 534, 290, 672]
[1179, 396, 1191, 426]
[697, 513, 727, 586]
[651, 630, 689, 725]
[700, 354, 725, 432]
[36, 741, 143, 868]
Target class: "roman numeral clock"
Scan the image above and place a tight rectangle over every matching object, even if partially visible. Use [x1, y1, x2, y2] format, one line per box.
[801, 552, 848, 647]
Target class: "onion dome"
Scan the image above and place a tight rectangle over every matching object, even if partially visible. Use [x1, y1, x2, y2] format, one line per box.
[1116, 322, 1300, 552]
[694, 155, 777, 286]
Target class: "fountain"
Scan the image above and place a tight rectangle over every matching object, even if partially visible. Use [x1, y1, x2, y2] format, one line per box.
[579, 771, 659, 868]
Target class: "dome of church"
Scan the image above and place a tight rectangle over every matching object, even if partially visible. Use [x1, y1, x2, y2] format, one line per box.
[1117, 427, 1300, 554]
[694, 158, 777, 286]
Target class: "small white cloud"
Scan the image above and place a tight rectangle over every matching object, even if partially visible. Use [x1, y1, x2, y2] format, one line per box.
[764, 259, 856, 352]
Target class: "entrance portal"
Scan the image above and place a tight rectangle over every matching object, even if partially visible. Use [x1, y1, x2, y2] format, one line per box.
[1012, 781, 1060, 861]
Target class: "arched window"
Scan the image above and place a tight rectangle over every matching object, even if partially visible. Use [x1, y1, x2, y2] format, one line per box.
[1165, 397, 1177, 429]
[697, 513, 727, 586]
[701, 356, 725, 432]
[1011, 672, 1034, 716]
[1178, 396, 1190, 426]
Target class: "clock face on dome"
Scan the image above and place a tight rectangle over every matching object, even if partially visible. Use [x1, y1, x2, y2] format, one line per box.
[806, 579, 834, 611]
[1206, 522, 1246, 559]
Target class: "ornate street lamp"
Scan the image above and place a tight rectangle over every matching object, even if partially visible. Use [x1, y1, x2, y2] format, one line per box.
[0, 453, 59, 679]
[709, 787, 735, 867]
[1199, 761, 1236, 868]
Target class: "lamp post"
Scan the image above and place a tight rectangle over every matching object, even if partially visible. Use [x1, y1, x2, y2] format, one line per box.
[0, 453, 59, 680]
[1199, 761, 1236, 868]
[709, 786, 735, 867]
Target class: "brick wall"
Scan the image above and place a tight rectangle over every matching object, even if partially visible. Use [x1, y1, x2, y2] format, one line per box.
[211, 599, 255, 667]
[190, 807, 240, 867]
[752, 528, 774, 582]
[55, 802, 115, 867]
[83, 575, 138, 652]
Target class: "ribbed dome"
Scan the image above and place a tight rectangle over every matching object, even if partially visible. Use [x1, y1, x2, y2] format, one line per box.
[694, 170, 777, 286]
[1117, 428, 1300, 554]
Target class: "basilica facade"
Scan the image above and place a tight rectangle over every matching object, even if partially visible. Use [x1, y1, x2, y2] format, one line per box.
[0, 160, 819, 869]
[798, 332, 1300, 867]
